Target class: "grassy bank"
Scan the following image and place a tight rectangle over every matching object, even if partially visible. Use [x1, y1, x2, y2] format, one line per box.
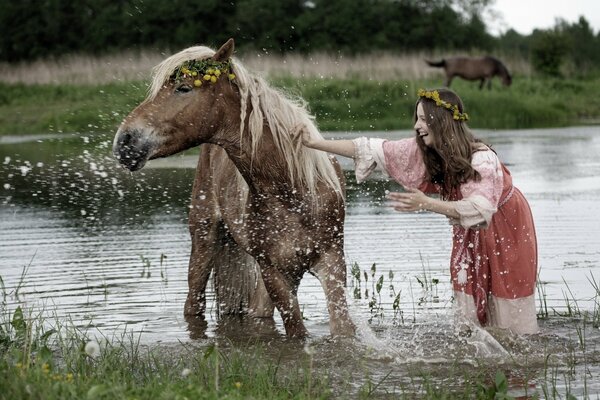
[0, 307, 534, 400]
[1, 76, 600, 136]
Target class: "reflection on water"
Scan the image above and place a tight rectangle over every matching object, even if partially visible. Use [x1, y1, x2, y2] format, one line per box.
[1, 126, 600, 396]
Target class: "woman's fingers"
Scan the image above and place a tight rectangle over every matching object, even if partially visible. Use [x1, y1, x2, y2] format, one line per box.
[292, 124, 313, 146]
[387, 191, 426, 212]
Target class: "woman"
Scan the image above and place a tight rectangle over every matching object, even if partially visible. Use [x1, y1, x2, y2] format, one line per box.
[297, 88, 538, 334]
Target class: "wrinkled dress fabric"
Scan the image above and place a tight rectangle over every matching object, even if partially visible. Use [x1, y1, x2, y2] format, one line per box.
[353, 137, 538, 334]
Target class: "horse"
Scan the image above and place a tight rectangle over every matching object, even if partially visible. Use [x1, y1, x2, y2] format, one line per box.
[112, 38, 355, 338]
[425, 56, 512, 90]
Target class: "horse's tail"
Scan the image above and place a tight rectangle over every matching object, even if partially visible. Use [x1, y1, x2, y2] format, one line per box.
[425, 59, 446, 68]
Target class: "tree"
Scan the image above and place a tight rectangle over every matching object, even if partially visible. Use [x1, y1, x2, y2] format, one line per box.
[530, 29, 568, 77]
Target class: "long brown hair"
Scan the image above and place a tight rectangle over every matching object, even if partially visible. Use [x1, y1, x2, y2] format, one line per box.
[414, 88, 485, 197]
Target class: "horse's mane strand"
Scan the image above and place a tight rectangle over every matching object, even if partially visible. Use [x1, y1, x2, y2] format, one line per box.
[147, 46, 342, 196]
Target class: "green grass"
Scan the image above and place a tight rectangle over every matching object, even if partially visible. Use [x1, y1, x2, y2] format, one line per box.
[1, 75, 600, 136]
[0, 307, 526, 400]
[1, 307, 331, 400]
[2, 266, 599, 399]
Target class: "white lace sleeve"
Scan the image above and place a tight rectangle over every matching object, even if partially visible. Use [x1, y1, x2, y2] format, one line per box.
[450, 150, 503, 229]
[352, 137, 387, 183]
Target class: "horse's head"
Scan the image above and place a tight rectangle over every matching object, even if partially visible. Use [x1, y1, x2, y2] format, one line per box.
[113, 39, 238, 171]
[497, 61, 512, 86]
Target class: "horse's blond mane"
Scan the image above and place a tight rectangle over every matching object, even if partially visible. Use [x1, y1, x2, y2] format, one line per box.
[148, 46, 342, 196]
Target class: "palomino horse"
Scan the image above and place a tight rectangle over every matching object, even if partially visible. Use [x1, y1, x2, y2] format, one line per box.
[426, 56, 512, 89]
[112, 38, 355, 338]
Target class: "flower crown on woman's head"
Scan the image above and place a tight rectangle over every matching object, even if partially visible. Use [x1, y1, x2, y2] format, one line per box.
[417, 89, 469, 121]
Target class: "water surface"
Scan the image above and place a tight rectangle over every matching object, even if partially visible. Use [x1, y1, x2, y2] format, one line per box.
[1, 126, 599, 396]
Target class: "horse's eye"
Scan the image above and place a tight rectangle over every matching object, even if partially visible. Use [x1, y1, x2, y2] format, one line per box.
[175, 84, 193, 94]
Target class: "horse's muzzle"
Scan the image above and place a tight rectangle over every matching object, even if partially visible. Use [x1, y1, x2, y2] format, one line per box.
[112, 128, 151, 172]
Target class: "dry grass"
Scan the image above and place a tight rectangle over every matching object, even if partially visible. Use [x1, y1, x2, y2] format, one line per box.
[0, 50, 532, 85]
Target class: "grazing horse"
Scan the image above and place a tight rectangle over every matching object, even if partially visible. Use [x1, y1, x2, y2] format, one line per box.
[425, 56, 512, 89]
[112, 38, 355, 338]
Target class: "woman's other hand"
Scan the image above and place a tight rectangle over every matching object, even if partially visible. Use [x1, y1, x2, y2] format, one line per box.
[386, 188, 430, 212]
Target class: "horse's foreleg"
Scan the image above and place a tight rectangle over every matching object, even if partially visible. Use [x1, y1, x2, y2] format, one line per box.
[445, 75, 453, 87]
[479, 79, 485, 90]
[313, 251, 356, 337]
[259, 264, 308, 338]
[184, 223, 218, 318]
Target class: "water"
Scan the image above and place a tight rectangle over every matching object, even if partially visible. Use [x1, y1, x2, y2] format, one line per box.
[2, 126, 600, 397]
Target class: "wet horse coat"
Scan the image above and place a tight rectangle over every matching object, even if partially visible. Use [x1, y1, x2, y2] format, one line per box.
[426, 56, 512, 89]
[112, 39, 355, 338]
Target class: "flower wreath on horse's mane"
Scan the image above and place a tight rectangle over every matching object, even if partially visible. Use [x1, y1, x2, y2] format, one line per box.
[417, 89, 469, 121]
[170, 59, 236, 87]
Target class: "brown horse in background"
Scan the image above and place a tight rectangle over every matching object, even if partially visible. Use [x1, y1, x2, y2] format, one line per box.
[426, 56, 512, 89]
[112, 38, 355, 338]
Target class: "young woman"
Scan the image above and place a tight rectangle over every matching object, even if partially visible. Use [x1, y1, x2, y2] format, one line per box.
[297, 88, 538, 334]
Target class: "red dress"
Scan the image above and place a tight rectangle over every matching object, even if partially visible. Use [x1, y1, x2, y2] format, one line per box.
[354, 137, 538, 334]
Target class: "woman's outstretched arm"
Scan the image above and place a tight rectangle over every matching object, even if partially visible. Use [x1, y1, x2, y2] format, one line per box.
[295, 125, 356, 158]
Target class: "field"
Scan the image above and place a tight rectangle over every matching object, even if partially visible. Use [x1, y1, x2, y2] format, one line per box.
[1, 51, 599, 136]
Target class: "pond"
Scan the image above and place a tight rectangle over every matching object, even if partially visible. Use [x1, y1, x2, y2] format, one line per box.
[1, 126, 600, 397]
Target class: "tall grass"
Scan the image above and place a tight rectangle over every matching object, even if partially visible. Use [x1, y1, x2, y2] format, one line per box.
[0, 50, 533, 85]
[1, 49, 598, 135]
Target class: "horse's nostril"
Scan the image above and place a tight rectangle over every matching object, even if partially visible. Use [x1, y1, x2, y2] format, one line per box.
[119, 130, 135, 147]
[122, 132, 131, 145]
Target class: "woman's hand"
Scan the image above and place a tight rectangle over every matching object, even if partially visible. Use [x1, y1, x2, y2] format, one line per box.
[386, 188, 430, 212]
[293, 124, 316, 148]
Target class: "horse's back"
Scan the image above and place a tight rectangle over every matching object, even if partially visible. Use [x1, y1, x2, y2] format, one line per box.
[445, 56, 496, 79]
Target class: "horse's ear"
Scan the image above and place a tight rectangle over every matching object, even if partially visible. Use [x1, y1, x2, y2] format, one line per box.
[213, 38, 235, 61]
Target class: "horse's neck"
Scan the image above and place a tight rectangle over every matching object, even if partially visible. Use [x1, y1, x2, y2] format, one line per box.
[214, 126, 300, 200]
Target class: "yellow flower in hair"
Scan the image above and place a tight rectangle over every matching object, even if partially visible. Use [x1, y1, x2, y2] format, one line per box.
[191, 71, 198, 77]
[228, 73, 236, 80]
[203, 74, 211, 81]
[194, 79, 202, 87]
[214, 69, 221, 77]
[417, 88, 469, 121]
[210, 76, 217, 83]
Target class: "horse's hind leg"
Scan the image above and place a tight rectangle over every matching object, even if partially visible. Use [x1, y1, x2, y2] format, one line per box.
[213, 224, 274, 318]
[479, 79, 485, 90]
[444, 75, 453, 87]
[313, 251, 356, 337]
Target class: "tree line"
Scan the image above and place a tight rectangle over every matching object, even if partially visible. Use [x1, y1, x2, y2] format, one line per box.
[1, 0, 598, 76]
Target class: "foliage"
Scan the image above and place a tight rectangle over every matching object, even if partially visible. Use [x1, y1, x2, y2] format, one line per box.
[530, 30, 569, 77]
[0, 0, 494, 61]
